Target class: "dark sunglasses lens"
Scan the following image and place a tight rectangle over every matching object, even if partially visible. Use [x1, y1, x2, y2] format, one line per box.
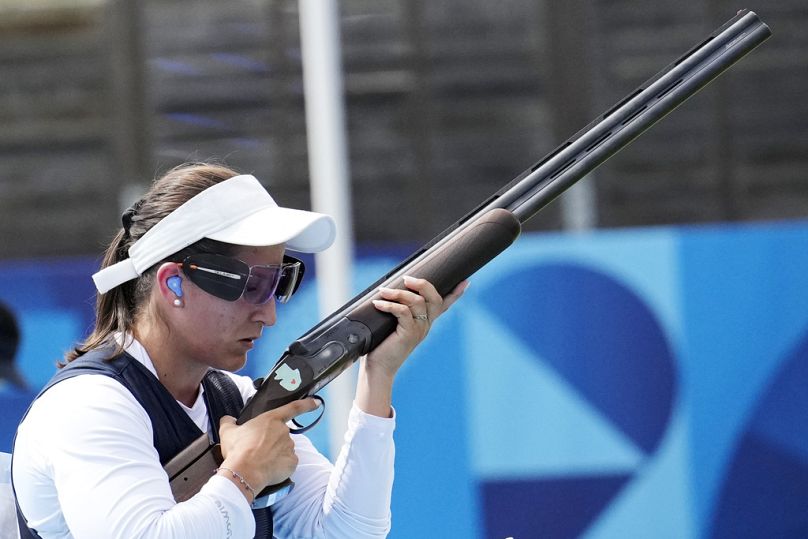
[243, 265, 283, 304]
[274, 261, 303, 304]
[182, 254, 248, 302]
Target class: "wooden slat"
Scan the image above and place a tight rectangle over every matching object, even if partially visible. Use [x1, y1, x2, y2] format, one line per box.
[0, 0, 806, 259]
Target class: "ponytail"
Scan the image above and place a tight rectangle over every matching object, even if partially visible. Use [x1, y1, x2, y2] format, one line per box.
[64, 230, 147, 362]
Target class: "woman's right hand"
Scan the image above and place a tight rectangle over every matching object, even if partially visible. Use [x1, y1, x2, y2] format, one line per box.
[217, 398, 320, 496]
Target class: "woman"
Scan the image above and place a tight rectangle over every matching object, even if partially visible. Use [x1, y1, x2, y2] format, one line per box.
[12, 163, 467, 538]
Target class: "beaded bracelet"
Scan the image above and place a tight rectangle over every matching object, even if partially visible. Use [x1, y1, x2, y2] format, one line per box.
[215, 467, 256, 502]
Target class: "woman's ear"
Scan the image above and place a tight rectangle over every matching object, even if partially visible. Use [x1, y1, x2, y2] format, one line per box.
[155, 263, 184, 307]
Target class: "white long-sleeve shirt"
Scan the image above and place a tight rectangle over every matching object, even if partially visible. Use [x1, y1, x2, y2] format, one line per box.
[12, 340, 395, 538]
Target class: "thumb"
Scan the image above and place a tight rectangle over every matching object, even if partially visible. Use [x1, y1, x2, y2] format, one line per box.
[219, 415, 236, 431]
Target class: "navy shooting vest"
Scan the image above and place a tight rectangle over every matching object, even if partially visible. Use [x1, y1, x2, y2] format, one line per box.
[14, 348, 273, 538]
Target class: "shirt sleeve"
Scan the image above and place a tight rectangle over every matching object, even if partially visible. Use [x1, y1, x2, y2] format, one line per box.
[271, 403, 396, 539]
[13, 375, 256, 539]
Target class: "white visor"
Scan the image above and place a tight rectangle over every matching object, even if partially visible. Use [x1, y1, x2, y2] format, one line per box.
[92, 175, 336, 294]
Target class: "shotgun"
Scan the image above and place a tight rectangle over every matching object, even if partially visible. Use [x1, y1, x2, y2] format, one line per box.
[166, 9, 770, 502]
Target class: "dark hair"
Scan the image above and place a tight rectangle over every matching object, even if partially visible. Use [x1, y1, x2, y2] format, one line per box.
[65, 162, 241, 363]
[0, 300, 20, 362]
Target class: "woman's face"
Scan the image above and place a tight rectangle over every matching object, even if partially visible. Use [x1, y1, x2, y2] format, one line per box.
[171, 244, 286, 374]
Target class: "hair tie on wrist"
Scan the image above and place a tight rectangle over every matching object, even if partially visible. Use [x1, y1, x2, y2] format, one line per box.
[215, 467, 256, 501]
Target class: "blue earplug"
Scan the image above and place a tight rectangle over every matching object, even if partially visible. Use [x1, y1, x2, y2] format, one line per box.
[167, 276, 183, 298]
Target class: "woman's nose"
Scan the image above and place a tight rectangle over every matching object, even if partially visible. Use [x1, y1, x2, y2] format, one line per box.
[253, 298, 277, 327]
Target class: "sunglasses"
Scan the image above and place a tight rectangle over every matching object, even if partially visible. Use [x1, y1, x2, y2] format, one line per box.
[176, 253, 305, 304]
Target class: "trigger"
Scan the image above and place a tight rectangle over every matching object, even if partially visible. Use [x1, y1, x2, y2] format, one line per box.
[290, 395, 326, 435]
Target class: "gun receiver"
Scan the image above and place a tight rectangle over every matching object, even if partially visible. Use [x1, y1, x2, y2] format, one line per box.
[166, 9, 771, 503]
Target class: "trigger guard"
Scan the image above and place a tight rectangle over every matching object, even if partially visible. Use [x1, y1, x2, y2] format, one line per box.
[290, 395, 325, 434]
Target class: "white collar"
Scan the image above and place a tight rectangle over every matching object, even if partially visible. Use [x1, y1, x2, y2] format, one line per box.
[118, 333, 207, 414]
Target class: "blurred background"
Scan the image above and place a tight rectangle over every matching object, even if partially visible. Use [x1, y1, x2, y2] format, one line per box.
[0, 0, 806, 537]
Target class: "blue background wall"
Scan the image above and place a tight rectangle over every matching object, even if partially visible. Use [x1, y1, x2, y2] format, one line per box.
[2, 220, 807, 538]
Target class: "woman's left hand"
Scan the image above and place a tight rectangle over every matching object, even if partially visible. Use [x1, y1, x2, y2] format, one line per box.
[356, 276, 469, 416]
